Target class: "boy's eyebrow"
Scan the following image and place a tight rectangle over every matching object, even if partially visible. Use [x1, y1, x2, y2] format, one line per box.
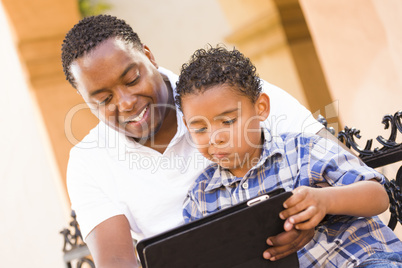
[187, 108, 239, 126]
[89, 63, 138, 97]
[214, 108, 239, 120]
[187, 118, 205, 126]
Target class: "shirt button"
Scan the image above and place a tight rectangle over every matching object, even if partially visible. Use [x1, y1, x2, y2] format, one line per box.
[242, 182, 249, 189]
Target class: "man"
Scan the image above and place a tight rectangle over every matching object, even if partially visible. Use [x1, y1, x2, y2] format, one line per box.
[62, 14, 330, 267]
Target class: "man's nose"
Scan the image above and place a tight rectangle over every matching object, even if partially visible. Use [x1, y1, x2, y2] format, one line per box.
[116, 88, 137, 112]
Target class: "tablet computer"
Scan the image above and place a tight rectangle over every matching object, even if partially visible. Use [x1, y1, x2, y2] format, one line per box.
[136, 188, 299, 267]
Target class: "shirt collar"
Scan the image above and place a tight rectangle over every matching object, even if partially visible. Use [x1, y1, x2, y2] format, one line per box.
[204, 127, 285, 192]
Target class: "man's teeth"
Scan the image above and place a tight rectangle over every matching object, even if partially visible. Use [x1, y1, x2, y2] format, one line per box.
[129, 107, 147, 122]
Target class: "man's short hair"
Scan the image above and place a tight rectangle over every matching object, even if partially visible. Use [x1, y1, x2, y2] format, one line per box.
[61, 14, 142, 88]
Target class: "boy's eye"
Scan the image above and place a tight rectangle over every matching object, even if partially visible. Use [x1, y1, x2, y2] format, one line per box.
[194, 127, 207, 133]
[223, 118, 237, 125]
[126, 75, 140, 86]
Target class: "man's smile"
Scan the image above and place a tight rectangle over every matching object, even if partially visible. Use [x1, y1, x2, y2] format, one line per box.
[123, 105, 148, 125]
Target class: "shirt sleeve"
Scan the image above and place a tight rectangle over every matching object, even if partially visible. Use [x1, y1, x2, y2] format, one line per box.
[302, 136, 385, 187]
[67, 146, 124, 241]
[261, 80, 324, 135]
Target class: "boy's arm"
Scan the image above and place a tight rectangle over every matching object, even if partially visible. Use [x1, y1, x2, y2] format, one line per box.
[281, 180, 389, 230]
[281, 134, 389, 230]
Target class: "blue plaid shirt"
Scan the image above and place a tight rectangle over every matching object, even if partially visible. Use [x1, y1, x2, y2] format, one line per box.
[183, 131, 402, 267]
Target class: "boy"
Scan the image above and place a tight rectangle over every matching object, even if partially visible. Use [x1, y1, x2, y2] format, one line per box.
[176, 46, 402, 267]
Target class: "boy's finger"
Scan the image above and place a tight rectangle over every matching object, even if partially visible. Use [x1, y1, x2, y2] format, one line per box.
[283, 190, 305, 209]
[287, 205, 317, 225]
[280, 200, 308, 219]
[295, 217, 321, 230]
[284, 219, 294, 231]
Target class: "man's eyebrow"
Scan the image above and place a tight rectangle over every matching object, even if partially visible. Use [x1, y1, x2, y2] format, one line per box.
[119, 63, 137, 79]
[89, 63, 138, 97]
[89, 88, 107, 97]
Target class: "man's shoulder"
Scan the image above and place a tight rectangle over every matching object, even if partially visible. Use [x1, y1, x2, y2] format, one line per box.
[70, 123, 103, 152]
[69, 122, 117, 159]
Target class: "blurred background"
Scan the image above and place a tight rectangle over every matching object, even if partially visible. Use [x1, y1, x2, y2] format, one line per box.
[1, 0, 401, 266]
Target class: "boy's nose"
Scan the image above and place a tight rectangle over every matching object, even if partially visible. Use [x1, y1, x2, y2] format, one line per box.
[209, 129, 229, 146]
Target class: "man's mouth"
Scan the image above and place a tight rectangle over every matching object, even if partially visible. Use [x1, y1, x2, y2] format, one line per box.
[125, 106, 148, 123]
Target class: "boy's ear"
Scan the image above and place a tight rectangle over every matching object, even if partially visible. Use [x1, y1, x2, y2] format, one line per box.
[255, 93, 270, 121]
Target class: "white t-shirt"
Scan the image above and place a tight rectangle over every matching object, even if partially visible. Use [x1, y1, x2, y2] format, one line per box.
[67, 67, 323, 241]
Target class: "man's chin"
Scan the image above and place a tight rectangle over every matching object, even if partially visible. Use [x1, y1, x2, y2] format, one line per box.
[125, 124, 163, 145]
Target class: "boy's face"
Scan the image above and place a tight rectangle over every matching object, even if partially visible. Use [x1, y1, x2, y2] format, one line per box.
[182, 85, 270, 177]
[70, 37, 172, 141]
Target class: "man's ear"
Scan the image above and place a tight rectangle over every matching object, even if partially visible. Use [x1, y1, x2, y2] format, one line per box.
[255, 93, 270, 121]
[143, 44, 159, 69]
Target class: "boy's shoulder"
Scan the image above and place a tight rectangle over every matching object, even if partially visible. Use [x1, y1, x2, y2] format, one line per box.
[265, 130, 320, 149]
[189, 163, 220, 192]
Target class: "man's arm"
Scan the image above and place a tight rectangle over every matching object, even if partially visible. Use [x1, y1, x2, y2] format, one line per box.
[86, 215, 138, 268]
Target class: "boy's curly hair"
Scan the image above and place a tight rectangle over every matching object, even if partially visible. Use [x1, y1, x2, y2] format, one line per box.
[175, 45, 262, 112]
[61, 14, 142, 88]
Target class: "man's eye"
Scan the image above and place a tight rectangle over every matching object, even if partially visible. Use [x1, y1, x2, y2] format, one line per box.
[99, 95, 112, 105]
[127, 75, 140, 86]
[223, 118, 237, 125]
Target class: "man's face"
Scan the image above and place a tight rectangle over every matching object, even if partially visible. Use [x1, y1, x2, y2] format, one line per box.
[70, 37, 171, 140]
[182, 85, 270, 177]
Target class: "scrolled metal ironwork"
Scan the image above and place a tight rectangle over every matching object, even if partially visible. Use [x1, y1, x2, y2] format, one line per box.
[335, 111, 402, 169]
[386, 166, 402, 230]
[321, 110, 402, 230]
[317, 114, 335, 135]
[60, 210, 94, 268]
[337, 126, 374, 156]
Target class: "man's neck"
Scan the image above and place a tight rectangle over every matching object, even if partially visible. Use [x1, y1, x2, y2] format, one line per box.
[142, 79, 178, 154]
[142, 107, 177, 154]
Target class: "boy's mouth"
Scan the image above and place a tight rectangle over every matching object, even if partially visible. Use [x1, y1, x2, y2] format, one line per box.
[212, 152, 230, 159]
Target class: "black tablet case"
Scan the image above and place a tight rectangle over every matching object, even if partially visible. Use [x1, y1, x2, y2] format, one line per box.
[136, 188, 299, 268]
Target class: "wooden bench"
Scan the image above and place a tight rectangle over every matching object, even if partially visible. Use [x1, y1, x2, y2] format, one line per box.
[60, 111, 402, 267]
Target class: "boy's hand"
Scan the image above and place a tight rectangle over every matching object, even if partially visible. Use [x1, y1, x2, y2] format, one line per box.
[280, 186, 328, 230]
[263, 227, 314, 261]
